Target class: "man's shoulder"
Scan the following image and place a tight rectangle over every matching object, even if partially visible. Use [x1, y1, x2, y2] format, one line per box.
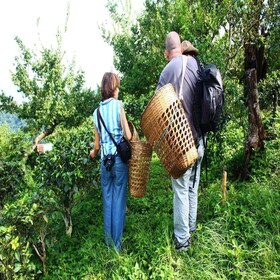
[185, 55, 199, 69]
[163, 55, 182, 73]
[170, 55, 183, 65]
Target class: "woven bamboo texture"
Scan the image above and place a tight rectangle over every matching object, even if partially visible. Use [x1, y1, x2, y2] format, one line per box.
[140, 83, 198, 179]
[128, 121, 140, 141]
[129, 140, 152, 197]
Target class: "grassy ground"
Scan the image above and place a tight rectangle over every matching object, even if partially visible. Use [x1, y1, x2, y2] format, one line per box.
[43, 145, 280, 279]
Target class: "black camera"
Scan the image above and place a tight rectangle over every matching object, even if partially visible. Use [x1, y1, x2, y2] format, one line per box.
[103, 154, 115, 171]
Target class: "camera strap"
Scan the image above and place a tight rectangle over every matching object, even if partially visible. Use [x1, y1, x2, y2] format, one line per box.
[97, 107, 119, 151]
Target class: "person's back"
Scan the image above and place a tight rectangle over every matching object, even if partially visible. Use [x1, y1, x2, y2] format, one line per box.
[89, 72, 131, 252]
[157, 54, 202, 144]
[93, 97, 122, 159]
[157, 31, 205, 252]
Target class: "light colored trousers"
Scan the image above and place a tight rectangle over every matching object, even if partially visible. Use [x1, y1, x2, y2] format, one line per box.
[172, 137, 205, 244]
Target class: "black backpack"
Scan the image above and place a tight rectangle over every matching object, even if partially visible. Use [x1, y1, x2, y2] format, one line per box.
[192, 59, 225, 188]
[196, 60, 225, 133]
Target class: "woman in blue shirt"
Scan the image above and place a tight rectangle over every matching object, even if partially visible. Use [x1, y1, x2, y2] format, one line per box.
[89, 72, 132, 252]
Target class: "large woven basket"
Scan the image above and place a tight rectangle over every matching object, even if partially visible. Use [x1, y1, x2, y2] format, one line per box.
[129, 140, 152, 197]
[140, 83, 198, 179]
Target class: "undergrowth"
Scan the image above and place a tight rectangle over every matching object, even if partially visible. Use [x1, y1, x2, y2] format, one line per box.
[43, 139, 279, 279]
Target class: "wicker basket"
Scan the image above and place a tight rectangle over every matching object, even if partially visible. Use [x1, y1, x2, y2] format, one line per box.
[129, 140, 152, 197]
[140, 83, 198, 179]
[128, 121, 140, 141]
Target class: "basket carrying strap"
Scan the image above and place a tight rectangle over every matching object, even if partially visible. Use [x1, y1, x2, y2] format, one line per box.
[179, 55, 188, 100]
[119, 101, 129, 139]
[155, 56, 188, 153]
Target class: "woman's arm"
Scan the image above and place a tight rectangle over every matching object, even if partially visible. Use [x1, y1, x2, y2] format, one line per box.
[120, 103, 132, 141]
[89, 124, 101, 158]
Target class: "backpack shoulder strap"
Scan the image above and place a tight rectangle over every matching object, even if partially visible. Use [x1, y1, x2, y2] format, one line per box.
[194, 56, 203, 71]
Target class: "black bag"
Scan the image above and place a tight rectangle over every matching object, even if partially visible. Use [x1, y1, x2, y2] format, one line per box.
[117, 136, 131, 163]
[191, 60, 225, 188]
[196, 59, 225, 133]
[97, 108, 131, 163]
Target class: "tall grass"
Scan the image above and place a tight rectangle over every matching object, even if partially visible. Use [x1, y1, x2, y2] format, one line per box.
[43, 141, 280, 279]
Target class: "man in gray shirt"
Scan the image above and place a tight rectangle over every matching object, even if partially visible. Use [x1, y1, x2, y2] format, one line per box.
[157, 31, 205, 251]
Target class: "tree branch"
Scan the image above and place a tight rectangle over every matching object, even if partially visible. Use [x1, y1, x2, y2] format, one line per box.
[32, 243, 44, 263]
[30, 126, 55, 152]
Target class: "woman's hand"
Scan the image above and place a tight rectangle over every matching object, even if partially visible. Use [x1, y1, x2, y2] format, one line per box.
[89, 149, 95, 158]
[90, 125, 100, 159]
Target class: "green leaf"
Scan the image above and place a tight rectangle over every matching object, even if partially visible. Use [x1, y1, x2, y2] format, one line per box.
[14, 263, 22, 273]
[15, 252, 21, 262]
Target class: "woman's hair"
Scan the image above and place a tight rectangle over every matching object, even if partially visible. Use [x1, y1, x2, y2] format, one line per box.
[101, 72, 120, 101]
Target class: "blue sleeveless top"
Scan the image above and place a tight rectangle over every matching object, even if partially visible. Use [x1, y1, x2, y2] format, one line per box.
[93, 98, 123, 159]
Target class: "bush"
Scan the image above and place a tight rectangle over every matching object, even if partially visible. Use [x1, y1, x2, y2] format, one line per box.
[34, 117, 100, 237]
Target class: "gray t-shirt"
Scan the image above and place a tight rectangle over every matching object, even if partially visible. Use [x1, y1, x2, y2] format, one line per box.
[157, 54, 202, 143]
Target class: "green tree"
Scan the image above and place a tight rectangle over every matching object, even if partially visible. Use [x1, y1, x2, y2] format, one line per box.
[0, 34, 95, 156]
[33, 118, 100, 237]
[0, 120, 100, 275]
[0, 125, 58, 277]
[103, 0, 280, 177]
[218, 0, 279, 177]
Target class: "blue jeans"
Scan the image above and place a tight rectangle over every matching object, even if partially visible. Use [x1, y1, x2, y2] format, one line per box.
[171, 137, 205, 244]
[101, 156, 128, 251]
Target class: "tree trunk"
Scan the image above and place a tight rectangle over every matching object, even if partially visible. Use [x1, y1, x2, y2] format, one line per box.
[244, 43, 266, 179]
[62, 206, 73, 237]
[23, 126, 56, 161]
[32, 231, 47, 275]
[30, 127, 55, 152]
